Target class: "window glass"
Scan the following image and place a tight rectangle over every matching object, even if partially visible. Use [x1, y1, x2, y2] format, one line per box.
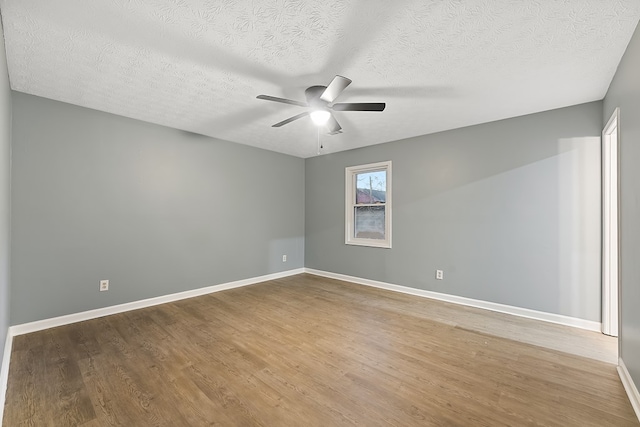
[355, 206, 385, 240]
[355, 171, 386, 204]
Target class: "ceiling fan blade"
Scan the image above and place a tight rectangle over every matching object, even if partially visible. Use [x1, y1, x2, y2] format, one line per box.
[320, 75, 352, 103]
[257, 95, 308, 107]
[326, 114, 342, 134]
[272, 112, 310, 127]
[331, 102, 386, 112]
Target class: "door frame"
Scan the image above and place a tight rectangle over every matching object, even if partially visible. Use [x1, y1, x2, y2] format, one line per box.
[602, 107, 620, 337]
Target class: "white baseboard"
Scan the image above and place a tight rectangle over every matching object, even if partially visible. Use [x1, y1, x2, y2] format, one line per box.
[10, 268, 305, 336]
[618, 358, 640, 422]
[0, 330, 13, 425]
[304, 268, 601, 332]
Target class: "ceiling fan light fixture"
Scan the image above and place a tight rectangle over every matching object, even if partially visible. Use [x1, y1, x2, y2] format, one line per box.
[310, 110, 331, 126]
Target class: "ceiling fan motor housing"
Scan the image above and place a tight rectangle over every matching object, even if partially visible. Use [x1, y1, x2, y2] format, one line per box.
[305, 86, 328, 108]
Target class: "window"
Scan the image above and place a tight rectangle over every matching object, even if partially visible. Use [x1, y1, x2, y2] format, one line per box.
[345, 161, 392, 248]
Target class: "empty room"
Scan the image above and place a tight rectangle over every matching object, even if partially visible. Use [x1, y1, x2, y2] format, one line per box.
[1, 1, 640, 425]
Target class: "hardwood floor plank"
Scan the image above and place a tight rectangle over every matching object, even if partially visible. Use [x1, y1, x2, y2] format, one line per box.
[3, 274, 636, 426]
[5, 346, 47, 426]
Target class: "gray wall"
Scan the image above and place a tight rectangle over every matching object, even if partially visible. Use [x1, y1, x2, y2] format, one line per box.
[10, 92, 304, 324]
[604, 21, 640, 387]
[0, 19, 11, 359]
[306, 102, 602, 322]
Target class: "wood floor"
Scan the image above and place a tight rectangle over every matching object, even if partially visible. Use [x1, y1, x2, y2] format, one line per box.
[3, 274, 638, 426]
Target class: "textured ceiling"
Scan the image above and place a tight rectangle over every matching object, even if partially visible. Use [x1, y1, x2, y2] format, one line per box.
[1, 1, 639, 158]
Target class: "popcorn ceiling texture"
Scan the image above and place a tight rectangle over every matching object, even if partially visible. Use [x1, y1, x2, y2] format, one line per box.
[1, 0, 639, 157]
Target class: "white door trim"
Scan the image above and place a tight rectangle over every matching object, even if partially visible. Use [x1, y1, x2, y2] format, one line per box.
[602, 107, 620, 337]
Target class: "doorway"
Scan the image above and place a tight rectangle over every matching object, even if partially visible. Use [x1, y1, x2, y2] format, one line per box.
[602, 108, 619, 337]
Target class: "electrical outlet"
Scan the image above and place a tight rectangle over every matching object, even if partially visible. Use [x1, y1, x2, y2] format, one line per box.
[99, 279, 109, 292]
[282, 255, 287, 262]
[436, 270, 443, 280]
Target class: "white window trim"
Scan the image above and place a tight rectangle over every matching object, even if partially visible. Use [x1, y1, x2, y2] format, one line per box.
[345, 161, 392, 248]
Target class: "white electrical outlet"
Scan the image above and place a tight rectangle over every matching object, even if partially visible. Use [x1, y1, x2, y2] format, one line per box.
[99, 279, 109, 291]
[436, 270, 444, 280]
[282, 255, 287, 262]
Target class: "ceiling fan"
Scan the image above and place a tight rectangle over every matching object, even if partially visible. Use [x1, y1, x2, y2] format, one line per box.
[256, 75, 385, 135]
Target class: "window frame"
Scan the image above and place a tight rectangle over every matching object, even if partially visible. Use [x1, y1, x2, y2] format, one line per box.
[345, 160, 392, 248]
